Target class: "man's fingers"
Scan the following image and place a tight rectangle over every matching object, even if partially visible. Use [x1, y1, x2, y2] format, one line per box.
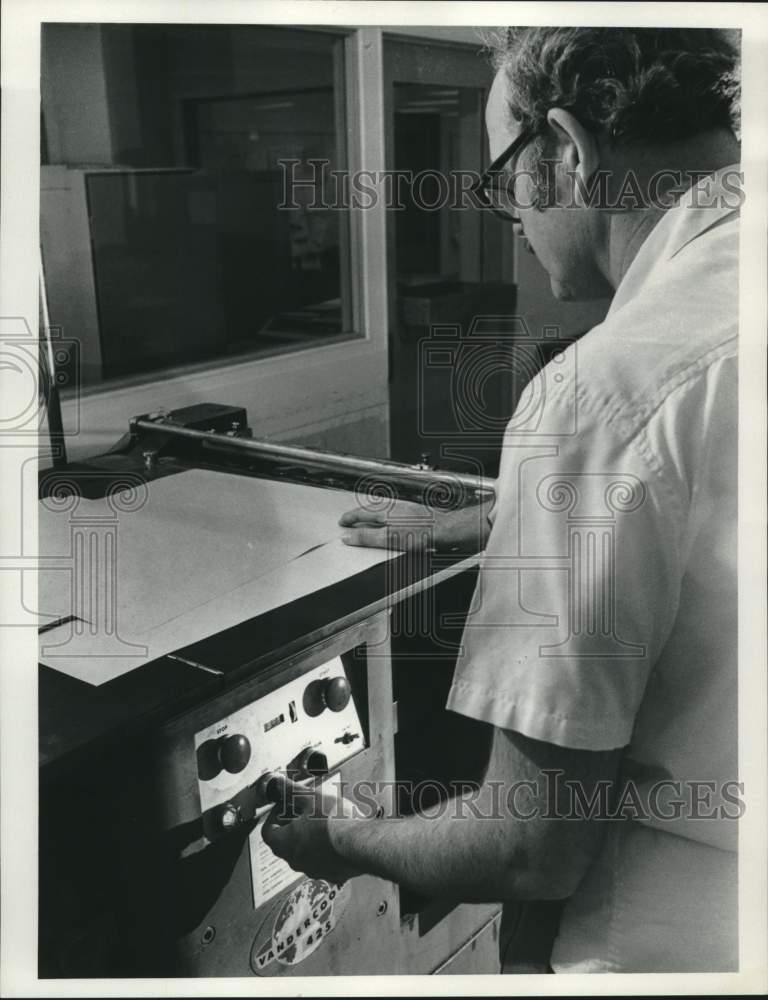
[338, 508, 387, 527]
[343, 525, 440, 552]
[260, 818, 303, 873]
[341, 526, 393, 549]
[261, 808, 290, 846]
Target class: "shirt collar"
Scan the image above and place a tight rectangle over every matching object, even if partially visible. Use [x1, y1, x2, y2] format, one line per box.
[607, 164, 741, 316]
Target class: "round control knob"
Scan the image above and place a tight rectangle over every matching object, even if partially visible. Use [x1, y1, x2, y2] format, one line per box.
[302, 749, 329, 777]
[253, 772, 281, 807]
[218, 733, 251, 774]
[324, 676, 351, 712]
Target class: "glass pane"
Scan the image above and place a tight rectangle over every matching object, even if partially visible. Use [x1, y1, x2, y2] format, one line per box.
[40, 25, 354, 386]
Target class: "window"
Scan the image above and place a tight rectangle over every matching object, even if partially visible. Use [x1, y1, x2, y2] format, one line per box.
[40, 25, 355, 386]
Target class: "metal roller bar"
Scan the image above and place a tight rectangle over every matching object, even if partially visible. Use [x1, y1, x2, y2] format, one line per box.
[130, 415, 496, 496]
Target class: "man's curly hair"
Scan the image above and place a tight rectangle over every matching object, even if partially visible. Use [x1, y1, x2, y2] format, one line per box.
[487, 27, 741, 144]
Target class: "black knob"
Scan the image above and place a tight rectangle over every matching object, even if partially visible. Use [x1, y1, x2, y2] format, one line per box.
[306, 750, 328, 778]
[302, 679, 326, 717]
[197, 738, 223, 780]
[289, 748, 330, 780]
[324, 676, 351, 712]
[219, 733, 251, 774]
[253, 772, 281, 806]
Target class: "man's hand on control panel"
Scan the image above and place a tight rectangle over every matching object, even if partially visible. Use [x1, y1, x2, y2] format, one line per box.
[339, 494, 496, 554]
[261, 773, 363, 885]
[263, 728, 622, 904]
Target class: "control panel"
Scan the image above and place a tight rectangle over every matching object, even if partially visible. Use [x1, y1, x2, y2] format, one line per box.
[194, 657, 364, 840]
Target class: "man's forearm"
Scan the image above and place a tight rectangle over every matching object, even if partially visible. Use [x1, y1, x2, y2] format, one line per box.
[326, 729, 621, 902]
[265, 729, 620, 903]
[328, 787, 550, 903]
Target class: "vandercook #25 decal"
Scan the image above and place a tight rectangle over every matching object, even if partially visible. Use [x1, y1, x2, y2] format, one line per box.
[250, 878, 350, 972]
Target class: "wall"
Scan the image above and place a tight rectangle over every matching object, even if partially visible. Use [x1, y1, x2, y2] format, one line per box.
[41, 24, 113, 165]
[384, 27, 487, 45]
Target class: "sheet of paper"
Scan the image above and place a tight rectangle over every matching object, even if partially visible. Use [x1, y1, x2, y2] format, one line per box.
[37, 470, 398, 685]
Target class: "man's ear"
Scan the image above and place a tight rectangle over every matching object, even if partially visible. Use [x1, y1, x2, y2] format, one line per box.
[546, 108, 601, 208]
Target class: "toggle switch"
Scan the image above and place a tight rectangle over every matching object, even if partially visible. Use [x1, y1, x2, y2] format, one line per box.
[335, 731, 360, 745]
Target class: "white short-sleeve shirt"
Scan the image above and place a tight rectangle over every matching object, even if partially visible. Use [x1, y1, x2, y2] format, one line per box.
[446, 167, 740, 972]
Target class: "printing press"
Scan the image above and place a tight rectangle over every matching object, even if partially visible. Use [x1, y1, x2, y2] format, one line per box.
[38, 402, 508, 977]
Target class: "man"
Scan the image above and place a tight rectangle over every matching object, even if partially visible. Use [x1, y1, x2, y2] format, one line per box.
[263, 27, 741, 973]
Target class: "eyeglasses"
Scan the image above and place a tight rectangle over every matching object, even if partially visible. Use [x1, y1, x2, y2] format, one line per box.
[471, 125, 539, 224]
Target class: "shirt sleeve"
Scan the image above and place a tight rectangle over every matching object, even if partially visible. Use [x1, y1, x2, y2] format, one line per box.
[446, 397, 686, 751]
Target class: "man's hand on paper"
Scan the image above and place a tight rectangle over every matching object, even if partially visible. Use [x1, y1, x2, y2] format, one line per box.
[339, 496, 495, 554]
[261, 774, 363, 885]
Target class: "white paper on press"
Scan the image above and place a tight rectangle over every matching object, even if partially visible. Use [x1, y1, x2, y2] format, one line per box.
[37, 469, 403, 686]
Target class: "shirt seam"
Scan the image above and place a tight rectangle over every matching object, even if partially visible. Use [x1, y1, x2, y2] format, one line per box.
[550, 335, 736, 442]
[548, 336, 736, 518]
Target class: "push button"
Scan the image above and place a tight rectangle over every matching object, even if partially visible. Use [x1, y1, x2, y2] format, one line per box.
[324, 676, 351, 712]
[219, 733, 252, 774]
[302, 676, 352, 717]
[197, 733, 252, 779]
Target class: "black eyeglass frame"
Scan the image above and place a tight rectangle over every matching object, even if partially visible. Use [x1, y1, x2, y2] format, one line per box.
[471, 124, 540, 223]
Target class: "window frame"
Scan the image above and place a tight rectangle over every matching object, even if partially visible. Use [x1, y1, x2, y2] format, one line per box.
[47, 26, 390, 460]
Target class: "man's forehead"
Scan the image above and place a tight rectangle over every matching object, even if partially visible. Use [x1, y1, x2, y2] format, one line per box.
[486, 69, 520, 157]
